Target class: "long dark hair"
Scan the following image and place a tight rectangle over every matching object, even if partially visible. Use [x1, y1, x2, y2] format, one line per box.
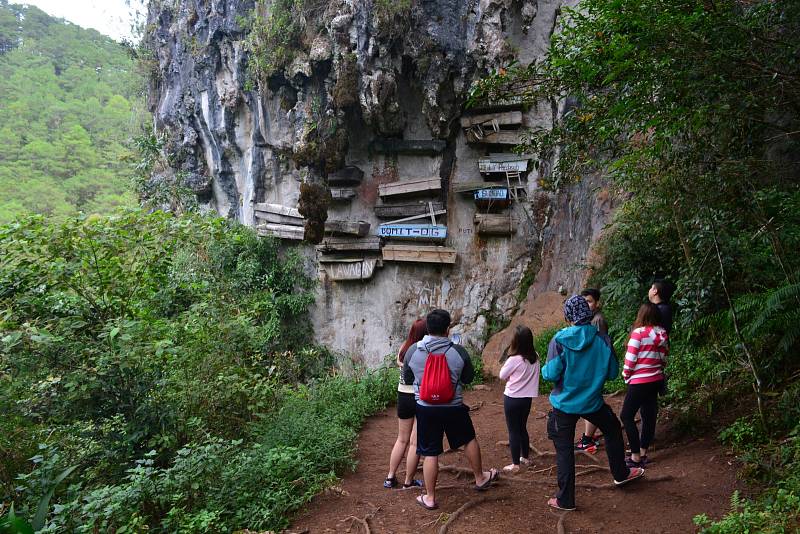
[398, 319, 427, 362]
[509, 325, 538, 364]
[633, 302, 661, 330]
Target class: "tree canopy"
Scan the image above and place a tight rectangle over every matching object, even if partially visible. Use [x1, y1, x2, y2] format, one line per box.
[0, 1, 143, 223]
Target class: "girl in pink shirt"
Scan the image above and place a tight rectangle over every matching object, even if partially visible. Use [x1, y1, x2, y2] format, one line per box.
[499, 326, 540, 472]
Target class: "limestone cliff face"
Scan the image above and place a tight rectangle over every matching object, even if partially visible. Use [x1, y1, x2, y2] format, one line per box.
[144, 0, 616, 367]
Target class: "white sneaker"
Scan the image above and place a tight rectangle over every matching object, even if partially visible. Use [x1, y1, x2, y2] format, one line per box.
[503, 463, 520, 473]
[519, 457, 532, 465]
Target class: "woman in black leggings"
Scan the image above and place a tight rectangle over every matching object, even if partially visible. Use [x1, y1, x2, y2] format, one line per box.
[620, 303, 669, 468]
[498, 326, 540, 473]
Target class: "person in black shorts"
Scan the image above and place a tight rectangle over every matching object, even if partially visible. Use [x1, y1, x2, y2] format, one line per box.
[402, 309, 499, 510]
[384, 319, 426, 489]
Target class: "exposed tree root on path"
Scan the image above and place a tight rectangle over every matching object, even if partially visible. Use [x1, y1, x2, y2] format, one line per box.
[554, 511, 569, 534]
[501, 473, 675, 489]
[340, 503, 379, 534]
[437, 495, 503, 534]
[576, 465, 609, 476]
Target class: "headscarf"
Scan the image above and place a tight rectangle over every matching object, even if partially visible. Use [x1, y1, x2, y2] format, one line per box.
[564, 295, 593, 325]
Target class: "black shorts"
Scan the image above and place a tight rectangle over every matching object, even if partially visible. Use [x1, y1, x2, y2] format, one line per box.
[397, 392, 416, 420]
[415, 404, 476, 457]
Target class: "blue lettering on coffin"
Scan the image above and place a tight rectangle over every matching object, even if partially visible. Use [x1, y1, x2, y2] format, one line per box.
[377, 224, 448, 240]
[474, 188, 509, 200]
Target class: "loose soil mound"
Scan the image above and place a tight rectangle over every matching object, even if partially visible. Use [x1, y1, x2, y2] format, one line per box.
[291, 385, 739, 533]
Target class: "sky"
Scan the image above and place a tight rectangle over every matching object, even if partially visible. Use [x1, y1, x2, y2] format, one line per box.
[21, 0, 144, 41]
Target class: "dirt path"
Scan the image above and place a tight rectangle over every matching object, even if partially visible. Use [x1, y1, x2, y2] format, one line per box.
[291, 384, 739, 534]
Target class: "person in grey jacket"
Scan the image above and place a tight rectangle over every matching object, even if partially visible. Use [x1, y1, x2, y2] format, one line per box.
[402, 309, 499, 510]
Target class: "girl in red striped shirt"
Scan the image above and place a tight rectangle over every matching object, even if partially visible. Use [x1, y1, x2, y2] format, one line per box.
[620, 302, 668, 468]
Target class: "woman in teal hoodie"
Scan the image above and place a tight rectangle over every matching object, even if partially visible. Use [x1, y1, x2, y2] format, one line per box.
[542, 295, 645, 511]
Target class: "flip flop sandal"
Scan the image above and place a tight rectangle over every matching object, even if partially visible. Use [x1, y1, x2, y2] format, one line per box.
[416, 495, 438, 510]
[547, 497, 576, 511]
[474, 468, 499, 491]
[403, 479, 424, 488]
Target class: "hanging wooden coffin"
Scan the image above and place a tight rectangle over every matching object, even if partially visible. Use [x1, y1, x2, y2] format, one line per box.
[377, 224, 447, 241]
[474, 213, 517, 236]
[478, 158, 530, 175]
[460, 111, 523, 129]
[319, 257, 379, 281]
[468, 131, 523, 145]
[378, 177, 442, 199]
[324, 220, 370, 237]
[382, 244, 457, 264]
[474, 188, 512, 211]
[374, 201, 444, 219]
[257, 224, 305, 240]
[317, 236, 383, 253]
[254, 203, 304, 226]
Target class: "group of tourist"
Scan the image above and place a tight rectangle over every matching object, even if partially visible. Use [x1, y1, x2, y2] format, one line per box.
[384, 281, 673, 511]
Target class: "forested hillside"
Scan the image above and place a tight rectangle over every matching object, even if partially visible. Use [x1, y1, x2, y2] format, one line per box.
[0, 1, 140, 222]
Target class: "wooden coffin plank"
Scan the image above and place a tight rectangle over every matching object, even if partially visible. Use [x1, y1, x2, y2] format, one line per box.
[382, 244, 457, 264]
[370, 138, 446, 155]
[469, 94, 525, 111]
[374, 201, 444, 219]
[478, 158, 529, 174]
[453, 180, 492, 193]
[474, 213, 517, 236]
[255, 211, 305, 226]
[324, 220, 371, 237]
[460, 111, 523, 129]
[257, 224, 305, 240]
[328, 166, 364, 186]
[467, 130, 523, 145]
[330, 187, 357, 201]
[320, 258, 379, 281]
[318, 253, 378, 263]
[488, 152, 535, 162]
[377, 224, 447, 241]
[378, 177, 442, 198]
[253, 203, 301, 218]
[317, 236, 383, 253]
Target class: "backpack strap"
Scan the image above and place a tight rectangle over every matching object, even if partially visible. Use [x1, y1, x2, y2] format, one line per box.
[423, 341, 453, 355]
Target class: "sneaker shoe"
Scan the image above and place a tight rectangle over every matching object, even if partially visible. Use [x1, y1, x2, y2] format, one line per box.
[519, 457, 532, 466]
[591, 434, 603, 447]
[574, 434, 598, 454]
[614, 467, 645, 486]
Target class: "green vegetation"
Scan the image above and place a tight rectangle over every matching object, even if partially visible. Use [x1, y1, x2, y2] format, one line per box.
[244, 0, 330, 82]
[471, 1, 800, 530]
[0, 2, 143, 223]
[0, 211, 397, 531]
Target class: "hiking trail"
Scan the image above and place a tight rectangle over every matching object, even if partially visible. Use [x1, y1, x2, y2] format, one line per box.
[290, 386, 739, 533]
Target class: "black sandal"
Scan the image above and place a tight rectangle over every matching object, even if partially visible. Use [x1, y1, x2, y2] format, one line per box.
[383, 476, 398, 489]
[402, 479, 423, 488]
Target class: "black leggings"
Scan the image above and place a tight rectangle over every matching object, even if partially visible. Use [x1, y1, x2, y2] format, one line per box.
[620, 380, 662, 453]
[503, 395, 532, 464]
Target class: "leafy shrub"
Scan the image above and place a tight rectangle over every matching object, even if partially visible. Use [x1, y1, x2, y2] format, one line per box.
[0, 210, 396, 530]
[37, 370, 397, 533]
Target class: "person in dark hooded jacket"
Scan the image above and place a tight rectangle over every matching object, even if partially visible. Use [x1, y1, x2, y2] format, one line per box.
[542, 296, 645, 511]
